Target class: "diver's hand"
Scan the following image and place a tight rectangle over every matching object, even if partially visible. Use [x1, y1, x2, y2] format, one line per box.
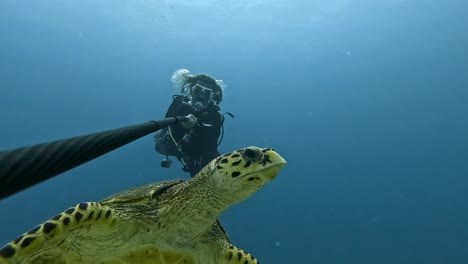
[180, 114, 197, 129]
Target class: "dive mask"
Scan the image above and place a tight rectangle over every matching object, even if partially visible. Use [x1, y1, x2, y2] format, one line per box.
[191, 84, 214, 111]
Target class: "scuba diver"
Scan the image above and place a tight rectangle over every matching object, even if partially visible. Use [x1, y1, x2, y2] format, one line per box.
[154, 69, 228, 177]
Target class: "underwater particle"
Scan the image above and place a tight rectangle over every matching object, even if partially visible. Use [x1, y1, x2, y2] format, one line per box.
[275, 241, 280, 247]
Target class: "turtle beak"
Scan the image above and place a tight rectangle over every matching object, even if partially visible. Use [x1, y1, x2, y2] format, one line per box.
[260, 148, 287, 180]
[260, 163, 286, 181]
[244, 148, 287, 181]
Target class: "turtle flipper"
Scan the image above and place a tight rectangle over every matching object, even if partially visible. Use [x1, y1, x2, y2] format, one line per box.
[0, 202, 115, 263]
[222, 245, 258, 264]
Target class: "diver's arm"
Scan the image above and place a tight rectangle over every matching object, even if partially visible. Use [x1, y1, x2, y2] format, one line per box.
[165, 98, 183, 118]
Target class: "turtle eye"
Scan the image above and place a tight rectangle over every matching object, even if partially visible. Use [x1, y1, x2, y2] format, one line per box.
[240, 147, 262, 163]
[243, 148, 256, 159]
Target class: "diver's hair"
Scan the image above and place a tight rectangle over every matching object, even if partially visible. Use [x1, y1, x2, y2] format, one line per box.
[170, 69, 226, 104]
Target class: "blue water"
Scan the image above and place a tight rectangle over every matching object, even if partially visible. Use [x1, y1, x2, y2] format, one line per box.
[1, 0, 467, 263]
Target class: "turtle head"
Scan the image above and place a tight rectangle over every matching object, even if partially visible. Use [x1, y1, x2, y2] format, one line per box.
[204, 146, 287, 203]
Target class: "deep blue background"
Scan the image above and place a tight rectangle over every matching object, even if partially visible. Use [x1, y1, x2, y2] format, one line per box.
[1, 0, 467, 263]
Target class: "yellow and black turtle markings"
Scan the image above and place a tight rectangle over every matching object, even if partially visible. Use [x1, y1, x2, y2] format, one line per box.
[224, 245, 258, 264]
[215, 147, 276, 184]
[0, 202, 115, 261]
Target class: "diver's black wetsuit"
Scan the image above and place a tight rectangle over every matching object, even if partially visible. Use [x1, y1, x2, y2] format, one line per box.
[155, 95, 222, 177]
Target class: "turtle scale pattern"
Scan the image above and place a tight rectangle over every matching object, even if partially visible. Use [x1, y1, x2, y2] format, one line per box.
[0, 146, 286, 264]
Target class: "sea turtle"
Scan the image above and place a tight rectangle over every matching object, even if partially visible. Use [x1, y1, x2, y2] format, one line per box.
[0, 146, 286, 264]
